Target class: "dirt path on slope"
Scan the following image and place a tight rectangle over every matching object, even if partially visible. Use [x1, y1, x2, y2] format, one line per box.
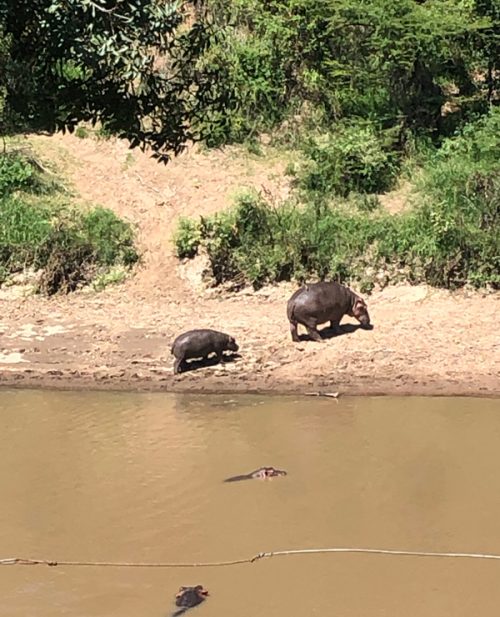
[0, 134, 498, 397]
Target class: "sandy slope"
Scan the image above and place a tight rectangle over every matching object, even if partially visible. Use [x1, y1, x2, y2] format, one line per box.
[0, 133, 498, 397]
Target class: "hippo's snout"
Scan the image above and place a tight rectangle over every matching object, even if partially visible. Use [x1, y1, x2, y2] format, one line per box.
[352, 299, 370, 327]
[358, 313, 371, 326]
[228, 339, 239, 352]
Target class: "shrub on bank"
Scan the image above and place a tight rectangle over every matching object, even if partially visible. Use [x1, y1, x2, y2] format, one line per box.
[290, 122, 398, 198]
[175, 190, 402, 291]
[174, 111, 500, 291]
[0, 153, 35, 193]
[409, 109, 500, 288]
[0, 152, 139, 294]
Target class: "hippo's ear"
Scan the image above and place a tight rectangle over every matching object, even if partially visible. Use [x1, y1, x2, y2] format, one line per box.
[195, 585, 209, 596]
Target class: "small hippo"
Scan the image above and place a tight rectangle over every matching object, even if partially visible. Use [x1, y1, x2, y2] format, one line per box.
[173, 585, 209, 616]
[287, 281, 370, 342]
[224, 466, 287, 482]
[171, 329, 239, 374]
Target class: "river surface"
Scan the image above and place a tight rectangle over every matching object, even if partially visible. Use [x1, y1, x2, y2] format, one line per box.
[1, 391, 500, 616]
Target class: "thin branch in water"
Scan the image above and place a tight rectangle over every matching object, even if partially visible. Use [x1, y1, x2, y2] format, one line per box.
[305, 392, 340, 399]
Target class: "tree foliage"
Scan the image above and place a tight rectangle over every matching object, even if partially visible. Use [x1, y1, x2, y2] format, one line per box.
[0, 0, 498, 157]
[0, 0, 220, 160]
[196, 0, 499, 145]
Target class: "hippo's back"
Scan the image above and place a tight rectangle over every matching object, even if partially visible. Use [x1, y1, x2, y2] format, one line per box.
[171, 329, 238, 359]
[305, 281, 352, 304]
[288, 281, 353, 323]
[171, 328, 228, 359]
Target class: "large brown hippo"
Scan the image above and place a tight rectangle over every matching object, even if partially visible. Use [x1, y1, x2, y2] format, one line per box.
[224, 466, 287, 482]
[173, 586, 209, 616]
[171, 329, 239, 374]
[287, 281, 371, 342]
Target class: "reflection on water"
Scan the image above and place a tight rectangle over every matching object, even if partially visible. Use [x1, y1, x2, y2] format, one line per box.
[0, 391, 500, 616]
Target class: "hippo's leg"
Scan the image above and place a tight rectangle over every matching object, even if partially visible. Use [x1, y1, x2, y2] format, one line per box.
[215, 351, 223, 364]
[173, 357, 183, 374]
[289, 320, 300, 342]
[330, 320, 341, 334]
[305, 324, 323, 342]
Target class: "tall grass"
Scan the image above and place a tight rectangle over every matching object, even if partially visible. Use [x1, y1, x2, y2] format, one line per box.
[0, 152, 139, 293]
[409, 109, 500, 287]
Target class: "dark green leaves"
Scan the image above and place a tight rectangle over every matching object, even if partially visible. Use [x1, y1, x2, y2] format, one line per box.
[0, 0, 219, 159]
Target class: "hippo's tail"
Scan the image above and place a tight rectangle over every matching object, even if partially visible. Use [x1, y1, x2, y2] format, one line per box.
[287, 289, 303, 323]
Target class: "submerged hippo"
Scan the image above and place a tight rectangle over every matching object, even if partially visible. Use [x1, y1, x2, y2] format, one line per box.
[287, 281, 371, 342]
[173, 586, 209, 616]
[171, 329, 239, 374]
[224, 466, 287, 482]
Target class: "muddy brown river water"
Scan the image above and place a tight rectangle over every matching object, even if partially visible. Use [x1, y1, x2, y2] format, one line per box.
[1, 391, 500, 616]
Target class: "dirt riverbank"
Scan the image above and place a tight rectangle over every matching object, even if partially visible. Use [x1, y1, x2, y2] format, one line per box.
[1, 133, 498, 397]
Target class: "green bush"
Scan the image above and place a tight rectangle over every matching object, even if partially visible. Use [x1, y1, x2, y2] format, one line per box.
[348, 193, 381, 213]
[174, 216, 202, 258]
[75, 126, 89, 139]
[173, 189, 395, 288]
[292, 123, 397, 197]
[0, 153, 35, 194]
[192, 20, 296, 147]
[174, 110, 500, 291]
[194, 0, 497, 149]
[83, 207, 138, 266]
[0, 153, 139, 294]
[0, 151, 61, 195]
[408, 108, 500, 287]
[36, 223, 96, 295]
[0, 196, 52, 268]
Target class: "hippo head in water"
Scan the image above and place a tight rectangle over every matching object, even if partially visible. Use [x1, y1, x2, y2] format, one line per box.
[224, 466, 288, 482]
[251, 467, 287, 479]
[175, 586, 209, 612]
[349, 296, 370, 327]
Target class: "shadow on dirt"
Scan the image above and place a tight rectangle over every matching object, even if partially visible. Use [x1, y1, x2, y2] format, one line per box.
[298, 322, 374, 342]
[177, 352, 242, 373]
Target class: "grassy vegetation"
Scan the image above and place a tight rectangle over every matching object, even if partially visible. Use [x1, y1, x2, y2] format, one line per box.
[175, 0, 498, 295]
[194, 0, 498, 151]
[0, 151, 139, 294]
[2, 0, 498, 295]
[174, 109, 500, 292]
[288, 120, 399, 198]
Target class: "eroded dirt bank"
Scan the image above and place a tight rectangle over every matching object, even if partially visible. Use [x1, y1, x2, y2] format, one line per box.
[1, 134, 498, 397]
